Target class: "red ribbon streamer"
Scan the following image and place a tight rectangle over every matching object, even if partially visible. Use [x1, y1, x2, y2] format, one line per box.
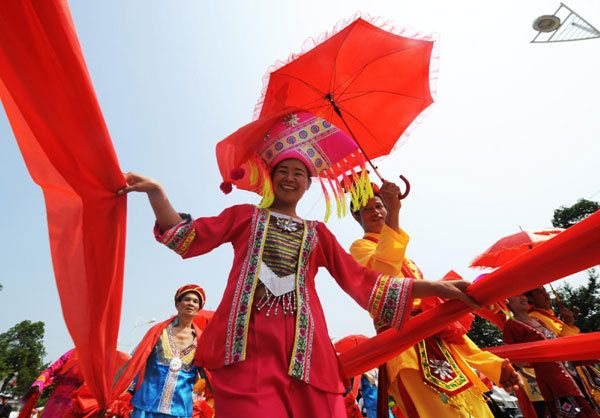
[340, 209, 600, 378]
[485, 332, 600, 363]
[0, 0, 126, 408]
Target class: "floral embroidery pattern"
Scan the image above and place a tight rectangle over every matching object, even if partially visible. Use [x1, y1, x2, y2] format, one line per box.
[158, 368, 178, 414]
[225, 208, 268, 365]
[429, 359, 454, 380]
[156, 213, 197, 256]
[368, 275, 412, 330]
[418, 338, 472, 396]
[289, 220, 318, 382]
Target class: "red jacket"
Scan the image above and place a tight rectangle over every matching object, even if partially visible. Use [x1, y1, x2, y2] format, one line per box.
[156, 204, 413, 393]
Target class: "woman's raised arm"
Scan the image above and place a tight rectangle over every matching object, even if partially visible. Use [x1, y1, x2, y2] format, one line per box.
[118, 172, 183, 231]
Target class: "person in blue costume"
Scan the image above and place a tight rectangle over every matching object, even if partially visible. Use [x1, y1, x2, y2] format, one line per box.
[130, 284, 205, 418]
[359, 369, 393, 418]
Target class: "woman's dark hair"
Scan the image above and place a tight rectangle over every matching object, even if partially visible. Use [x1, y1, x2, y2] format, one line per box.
[270, 158, 312, 187]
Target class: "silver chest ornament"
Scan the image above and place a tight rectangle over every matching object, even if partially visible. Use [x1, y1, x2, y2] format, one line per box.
[169, 357, 182, 372]
[276, 216, 299, 232]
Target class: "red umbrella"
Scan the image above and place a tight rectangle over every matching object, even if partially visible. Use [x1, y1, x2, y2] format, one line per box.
[334, 334, 369, 354]
[217, 15, 436, 203]
[470, 228, 565, 269]
[256, 17, 435, 164]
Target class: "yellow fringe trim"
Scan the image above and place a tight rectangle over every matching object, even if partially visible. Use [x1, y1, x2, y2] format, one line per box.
[249, 158, 259, 186]
[319, 176, 331, 223]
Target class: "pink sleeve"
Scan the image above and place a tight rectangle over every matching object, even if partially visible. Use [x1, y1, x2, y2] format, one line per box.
[316, 223, 413, 331]
[154, 205, 249, 258]
[33, 349, 74, 391]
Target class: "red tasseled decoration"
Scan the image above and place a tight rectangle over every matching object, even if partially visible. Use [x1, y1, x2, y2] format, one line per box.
[220, 181, 233, 194]
[230, 167, 245, 180]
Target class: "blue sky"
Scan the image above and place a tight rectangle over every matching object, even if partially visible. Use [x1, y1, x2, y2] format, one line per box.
[1, 0, 599, 365]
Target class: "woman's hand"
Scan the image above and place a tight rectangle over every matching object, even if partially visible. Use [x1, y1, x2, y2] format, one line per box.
[116, 172, 182, 230]
[411, 280, 481, 310]
[117, 172, 161, 195]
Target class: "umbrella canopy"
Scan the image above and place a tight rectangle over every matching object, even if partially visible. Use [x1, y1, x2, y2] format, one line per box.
[216, 16, 436, 218]
[255, 17, 436, 161]
[334, 334, 369, 354]
[470, 228, 565, 269]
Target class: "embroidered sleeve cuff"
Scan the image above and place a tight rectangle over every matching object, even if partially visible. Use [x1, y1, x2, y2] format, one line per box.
[154, 213, 197, 256]
[367, 275, 413, 331]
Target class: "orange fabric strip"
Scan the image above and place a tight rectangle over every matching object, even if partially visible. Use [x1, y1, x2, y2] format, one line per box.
[484, 331, 600, 363]
[339, 210, 600, 378]
[0, 0, 126, 408]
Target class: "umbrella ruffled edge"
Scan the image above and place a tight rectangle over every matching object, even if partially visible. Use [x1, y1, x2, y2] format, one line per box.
[251, 11, 440, 158]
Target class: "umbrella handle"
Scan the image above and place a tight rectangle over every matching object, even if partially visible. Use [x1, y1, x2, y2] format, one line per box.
[398, 175, 411, 200]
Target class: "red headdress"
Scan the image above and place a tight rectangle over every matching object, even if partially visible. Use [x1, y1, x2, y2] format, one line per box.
[174, 284, 206, 309]
[216, 111, 375, 221]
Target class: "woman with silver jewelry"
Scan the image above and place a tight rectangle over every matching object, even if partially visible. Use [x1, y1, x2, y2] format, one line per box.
[119, 111, 480, 418]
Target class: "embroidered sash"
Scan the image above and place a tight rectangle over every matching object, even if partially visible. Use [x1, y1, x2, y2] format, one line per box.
[224, 207, 319, 385]
[417, 337, 473, 397]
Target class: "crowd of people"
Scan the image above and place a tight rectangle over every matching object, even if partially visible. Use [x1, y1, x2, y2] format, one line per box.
[13, 111, 600, 418]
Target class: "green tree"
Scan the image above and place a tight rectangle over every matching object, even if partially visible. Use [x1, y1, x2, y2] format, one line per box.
[467, 315, 504, 348]
[550, 268, 600, 333]
[552, 198, 600, 229]
[548, 197, 600, 332]
[0, 320, 47, 395]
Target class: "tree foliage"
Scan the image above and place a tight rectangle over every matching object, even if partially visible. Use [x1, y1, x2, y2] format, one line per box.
[467, 315, 504, 348]
[0, 320, 47, 395]
[550, 269, 600, 333]
[552, 198, 600, 229]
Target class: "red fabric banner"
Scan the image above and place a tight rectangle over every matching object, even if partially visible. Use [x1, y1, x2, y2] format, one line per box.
[0, 0, 126, 408]
[340, 209, 600, 378]
[485, 332, 600, 363]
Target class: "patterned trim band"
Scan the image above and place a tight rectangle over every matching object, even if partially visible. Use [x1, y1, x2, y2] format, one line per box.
[155, 213, 197, 256]
[368, 275, 412, 331]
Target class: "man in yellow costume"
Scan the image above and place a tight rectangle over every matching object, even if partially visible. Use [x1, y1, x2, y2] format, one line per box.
[527, 286, 600, 408]
[349, 181, 521, 418]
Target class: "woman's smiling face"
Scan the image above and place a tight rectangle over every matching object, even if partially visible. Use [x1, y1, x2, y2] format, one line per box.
[271, 158, 311, 205]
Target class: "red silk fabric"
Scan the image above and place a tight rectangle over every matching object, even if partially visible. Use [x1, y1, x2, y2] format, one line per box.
[340, 209, 600, 378]
[17, 391, 40, 418]
[485, 332, 600, 363]
[0, 0, 126, 408]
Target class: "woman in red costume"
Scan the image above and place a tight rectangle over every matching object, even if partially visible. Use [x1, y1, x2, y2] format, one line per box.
[119, 111, 479, 418]
[20, 349, 82, 418]
[504, 294, 600, 417]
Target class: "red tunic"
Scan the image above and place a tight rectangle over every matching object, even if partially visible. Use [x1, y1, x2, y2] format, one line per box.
[155, 204, 413, 393]
[503, 318, 586, 399]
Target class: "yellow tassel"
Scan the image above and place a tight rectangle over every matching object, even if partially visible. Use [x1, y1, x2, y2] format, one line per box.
[326, 176, 342, 219]
[319, 176, 331, 223]
[249, 158, 259, 186]
[359, 170, 369, 207]
[257, 162, 274, 208]
[338, 180, 348, 217]
[365, 176, 374, 200]
[348, 167, 361, 210]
